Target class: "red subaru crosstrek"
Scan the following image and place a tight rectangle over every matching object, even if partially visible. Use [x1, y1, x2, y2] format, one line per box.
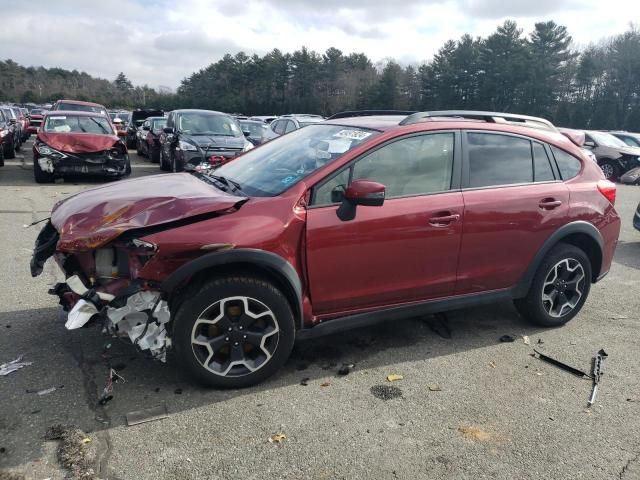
[31, 111, 620, 388]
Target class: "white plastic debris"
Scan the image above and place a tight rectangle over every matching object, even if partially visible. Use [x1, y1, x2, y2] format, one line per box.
[37, 386, 57, 395]
[0, 355, 33, 376]
[65, 299, 99, 330]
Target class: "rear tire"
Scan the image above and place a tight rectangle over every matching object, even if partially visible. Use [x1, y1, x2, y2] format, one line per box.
[136, 139, 143, 156]
[150, 146, 160, 163]
[515, 243, 592, 327]
[0, 147, 4, 167]
[160, 150, 169, 171]
[173, 276, 296, 388]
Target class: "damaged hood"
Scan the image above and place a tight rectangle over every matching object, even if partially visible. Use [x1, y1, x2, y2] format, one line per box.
[51, 173, 247, 251]
[38, 132, 120, 153]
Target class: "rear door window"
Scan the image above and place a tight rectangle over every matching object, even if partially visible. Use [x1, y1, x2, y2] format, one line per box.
[466, 133, 533, 187]
[533, 142, 555, 182]
[284, 120, 296, 133]
[273, 120, 286, 135]
[551, 146, 582, 180]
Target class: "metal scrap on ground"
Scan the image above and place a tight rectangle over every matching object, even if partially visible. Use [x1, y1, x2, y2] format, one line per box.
[0, 355, 32, 376]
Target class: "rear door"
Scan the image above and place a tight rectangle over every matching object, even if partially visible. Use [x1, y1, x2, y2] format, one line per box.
[456, 131, 570, 294]
[306, 131, 464, 315]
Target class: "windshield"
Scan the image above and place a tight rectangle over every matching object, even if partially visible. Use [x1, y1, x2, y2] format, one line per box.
[31, 109, 45, 115]
[44, 115, 114, 135]
[178, 112, 242, 136]
[588, 131, 628, 148]
[151, 118, 167, 130]
[56, 102, 106, 114]
[110, 112, 130, 122]
[214, 124, 379, 196]
[239, 121, 264, 137]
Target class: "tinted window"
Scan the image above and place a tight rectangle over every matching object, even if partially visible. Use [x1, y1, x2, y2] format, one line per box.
[313, 168, 351, 206]
[284, 120, 296, 133]
[533, 143, 555, 182]
[350, 133, 454, 198]
[273, 120, 286, 135]
[551, 146, 582, 180]
[468, 133, 532, 187]
[620, 136, 640, 147]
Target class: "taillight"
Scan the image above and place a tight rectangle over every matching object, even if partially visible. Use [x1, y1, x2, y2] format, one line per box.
[597, 180, 616, 205]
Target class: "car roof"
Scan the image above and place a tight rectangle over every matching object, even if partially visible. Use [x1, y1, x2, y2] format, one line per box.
[44, 110, 109, 117]
[173, 109, 228, 115]
[55, 99, 105, 107]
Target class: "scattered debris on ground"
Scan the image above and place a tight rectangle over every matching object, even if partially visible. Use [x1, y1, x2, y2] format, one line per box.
[428, 384, 442, 392]
[424, 313, 452, 339]
[300, 377, 310, 386]
[37, 386, 58, 396]
[126, 404, 169, 426]
[45, 424, 96, 480]
[627, 398, 640, 403]
[387, 374, 403, 382]
[268, 433, 287, 444]
[458, 425, 493, 442]
[588, 349, 608, 406]
[371, 385, 403, 401]
[174, 388, 183, 395]
[537, 338, 544, 345]
[320, 381, 331, 387]
[499, 334, 516, 343]
[338, 364, 354, 376]
[533, 349, 591, 378]
[522, 335, 530, 345]
[488, 361, 496, 368]
[98, 368, 125, 405]
[0, 355, 32, 376]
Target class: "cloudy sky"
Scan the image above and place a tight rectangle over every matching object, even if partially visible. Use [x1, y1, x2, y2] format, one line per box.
[2, 0, 638, 89]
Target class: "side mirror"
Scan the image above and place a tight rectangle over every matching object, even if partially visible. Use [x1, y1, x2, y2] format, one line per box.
[584, 141, 596, 148]
[9, 119, 16, 125]
[336, 180, 385, 221]
[143, 125, 150, 131]
[243, 130, 251, 137]
[163, 127, 174, 134]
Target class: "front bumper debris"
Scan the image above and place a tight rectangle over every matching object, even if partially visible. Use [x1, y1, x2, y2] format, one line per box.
[57, 275, 172, 362]
[38, 150, 128, 177]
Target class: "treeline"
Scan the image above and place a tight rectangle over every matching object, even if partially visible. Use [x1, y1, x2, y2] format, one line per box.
[1, 20, 639, 130]
[179, 21, 640, 130]
[0, 61, 178, 109]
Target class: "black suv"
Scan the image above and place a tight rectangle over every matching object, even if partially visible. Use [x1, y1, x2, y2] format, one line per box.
[0, 106, 20, 159]
[159, 109, 253, 172]
[126, 109, 163, 149]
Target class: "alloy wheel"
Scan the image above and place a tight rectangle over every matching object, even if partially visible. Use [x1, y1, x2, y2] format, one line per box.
[600, 163, 614, 180]
[541, 258, 585, 318]
[191, 296, 280, 377]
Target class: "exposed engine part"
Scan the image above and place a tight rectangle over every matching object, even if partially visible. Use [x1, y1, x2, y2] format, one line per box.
[95, 248, 117, 280]
[106, 291, 172, 362]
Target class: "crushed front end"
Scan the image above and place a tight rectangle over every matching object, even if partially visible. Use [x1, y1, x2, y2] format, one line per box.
[33, 140, 129, 178]
[31, 221, 171, 361]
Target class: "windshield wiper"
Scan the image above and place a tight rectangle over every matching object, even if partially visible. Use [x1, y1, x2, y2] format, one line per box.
[209, 175, 244, 194]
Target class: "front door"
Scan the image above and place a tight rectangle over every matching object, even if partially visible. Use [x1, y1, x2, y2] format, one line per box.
[306, 131, 464, 316]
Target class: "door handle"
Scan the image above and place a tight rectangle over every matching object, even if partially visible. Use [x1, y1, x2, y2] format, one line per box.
[539, 199, 562, 210]
[428, 213, 460, 226]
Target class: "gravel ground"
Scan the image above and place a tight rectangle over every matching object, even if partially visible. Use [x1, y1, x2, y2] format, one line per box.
[0, 139, 639, 479]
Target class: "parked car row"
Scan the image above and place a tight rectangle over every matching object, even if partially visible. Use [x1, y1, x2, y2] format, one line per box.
[0, 105, 31, 164]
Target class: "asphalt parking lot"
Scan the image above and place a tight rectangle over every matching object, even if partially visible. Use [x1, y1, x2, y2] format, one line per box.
[1, 139, 639, 480]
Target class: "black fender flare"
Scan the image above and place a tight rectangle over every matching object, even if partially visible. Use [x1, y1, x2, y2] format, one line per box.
[512, 221, 604, 298]
[161, 248, 304, 329]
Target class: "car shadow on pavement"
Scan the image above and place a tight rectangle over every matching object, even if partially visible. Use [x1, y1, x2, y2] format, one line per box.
[613, 240, 640, 270]
[0, 301, 547, 469]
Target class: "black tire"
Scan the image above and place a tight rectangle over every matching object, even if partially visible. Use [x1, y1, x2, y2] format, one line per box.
[5, 137, 15, 159]
[126, 138, 136, 150]
[150, 146, 160, 163]
[171, 151, 184, 172]
[136, 139, 143, 156]
[599, 160, 620, 181]
[33, 157, 55, 183]
[515, 243, 592, 327]
[15, 137, 21, 153]
[0, 147, 4, 167]
[124, 157, 132, 176]
[173, 276, 296, 388]
[160, 150, 170, 171]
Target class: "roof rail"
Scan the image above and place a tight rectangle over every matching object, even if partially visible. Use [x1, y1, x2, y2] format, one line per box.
[399, 110, 557, 131]
[328, 110, 417, 120]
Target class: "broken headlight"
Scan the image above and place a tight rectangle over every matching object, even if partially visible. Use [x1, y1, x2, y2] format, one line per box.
[35, 142, 67, 159]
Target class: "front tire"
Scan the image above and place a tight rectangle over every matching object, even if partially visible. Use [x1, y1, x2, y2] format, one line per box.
[515, 243, 592, 327]
[33, 157, 54, 183]
[173, 276, 295, 388]
[5, 138, 15, 159]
